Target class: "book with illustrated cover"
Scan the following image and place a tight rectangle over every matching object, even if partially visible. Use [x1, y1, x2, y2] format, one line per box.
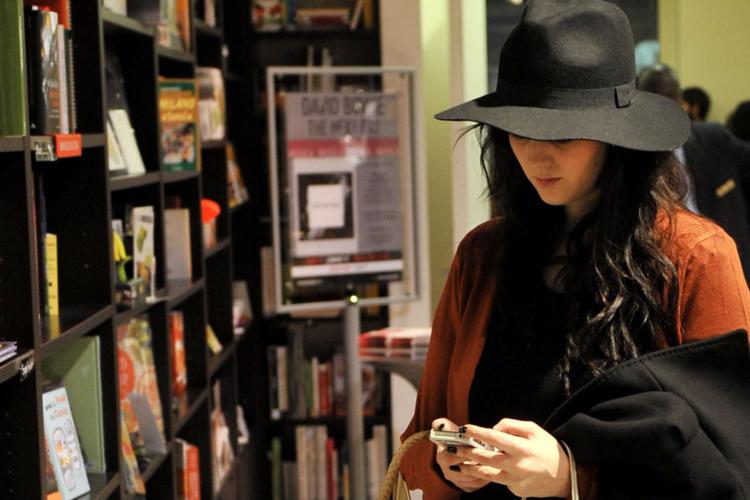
[176, 438, 200, 500]
[106, 120, 128, 174]
[109, 109, 147, 175]
[45, 233, 59, 318]
[24, 6, 61, 134]
[119, 415, 146, 495]
[42, 386, 90, 500]
[169, 311, 187, 400]
[196, 67, 225, 141]
[159, 79, 200, 172]
[117, 317, 165, 438]
[131, 206, 156, 297]
[226, 143, 249, 208]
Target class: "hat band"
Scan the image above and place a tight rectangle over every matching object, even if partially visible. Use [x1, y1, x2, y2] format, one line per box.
[496, 79, 636, 109]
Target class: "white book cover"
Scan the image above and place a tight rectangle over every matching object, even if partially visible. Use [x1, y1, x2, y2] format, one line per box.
[107, 120, 127, 173]
[42, 386, 91, 500]
[109, 109, 146, 175]
[366, 437, 378, 500]
[164, 208, 192, 281]
[373, 424, 388, 496]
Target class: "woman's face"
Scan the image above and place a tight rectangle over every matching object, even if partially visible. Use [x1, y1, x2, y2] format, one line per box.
[508, 133, 608, 221]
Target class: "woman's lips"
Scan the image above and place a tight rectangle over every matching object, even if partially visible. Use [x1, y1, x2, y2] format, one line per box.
[534, 177, 562, 186]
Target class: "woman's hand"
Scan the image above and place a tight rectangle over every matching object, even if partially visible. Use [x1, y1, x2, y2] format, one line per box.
[431, 418, 489, 493]
[455, 419, 571, 498]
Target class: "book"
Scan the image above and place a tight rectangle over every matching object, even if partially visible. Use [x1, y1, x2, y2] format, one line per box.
[119, 415, 146, 495]
[109, 109, 147, 175]
[42, 386, 91, 500]
[42, 337, 106, 474]
[267, 345, 281, 420]
[176, 439, 201, 500]
[226, 142, 249, 208]
[0, 0, 29, 135]
[175, 0, 191, 52]
[210, 381, 234, 492]
[197, 67, 225, 141]
[252, 0, 285, 31]
[44, 233, 59, 318]
[25, 6, 61, 134]
[106, 120, 128, 174]
[103, 0, 127, 16]
[25, 0, 72, 28]
[118, 317, 166, 439]
[206, 324, 223, 354]
[164, 208, 192, 281]
[169, 311, 188, 400]
[55, 25, 69, 134]
[232, 280, 253, 334]
[0, 341, 18, 364]
[159, 79, 200, 172]
[270, 436, 282, 500]
[131, 206, 156, 296]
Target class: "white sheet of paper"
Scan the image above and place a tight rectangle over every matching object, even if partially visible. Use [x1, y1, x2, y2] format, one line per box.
[307, 184, 345, 229]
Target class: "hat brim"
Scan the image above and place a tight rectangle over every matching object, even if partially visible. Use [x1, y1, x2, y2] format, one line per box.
[435, 90, 689, 151]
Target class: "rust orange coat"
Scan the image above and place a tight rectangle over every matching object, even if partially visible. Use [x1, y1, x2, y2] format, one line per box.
[400, 210, 750, 499]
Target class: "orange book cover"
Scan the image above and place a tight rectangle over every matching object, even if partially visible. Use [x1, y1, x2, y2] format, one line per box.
[169, 311, 188, 399]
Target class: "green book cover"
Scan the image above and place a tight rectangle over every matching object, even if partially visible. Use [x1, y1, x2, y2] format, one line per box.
[0, 0, 28, 135]
[158, 78, 200, 172]
[43, 336, 106, 474]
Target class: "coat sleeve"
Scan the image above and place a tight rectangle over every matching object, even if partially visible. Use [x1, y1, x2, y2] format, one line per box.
[398, 240, 466, 499]
[554, 391, 744, 499]
[676, 228, 750, 343]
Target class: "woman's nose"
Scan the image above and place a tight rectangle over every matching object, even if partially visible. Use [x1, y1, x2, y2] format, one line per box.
[527, 139, 552, 163]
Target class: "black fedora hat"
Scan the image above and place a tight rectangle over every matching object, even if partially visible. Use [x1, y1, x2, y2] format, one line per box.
[436, 0, 689, 151]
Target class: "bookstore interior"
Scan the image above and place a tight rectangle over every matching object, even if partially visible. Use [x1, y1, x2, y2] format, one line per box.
[0, 0, 429, 499]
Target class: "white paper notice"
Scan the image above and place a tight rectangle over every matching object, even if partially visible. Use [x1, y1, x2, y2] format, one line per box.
[307, 184, 345, 229]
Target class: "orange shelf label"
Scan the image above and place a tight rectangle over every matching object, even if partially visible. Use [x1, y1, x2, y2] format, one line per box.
[54, 134, 82, 158]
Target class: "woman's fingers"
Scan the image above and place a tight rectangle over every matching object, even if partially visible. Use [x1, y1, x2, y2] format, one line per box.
[432, 417, 458, 431]
[463, 424, 529, 456]
[493, 418, 539, 437]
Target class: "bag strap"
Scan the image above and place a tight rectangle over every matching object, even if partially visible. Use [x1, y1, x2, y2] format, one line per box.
[378, 430, 430, 500]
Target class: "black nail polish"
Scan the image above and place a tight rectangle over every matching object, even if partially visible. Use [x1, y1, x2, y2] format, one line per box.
[458, 426, 467, 433]
[446, 445, 457, 454]
[449, 465, 460, 472]
[438, 423, 445, 430]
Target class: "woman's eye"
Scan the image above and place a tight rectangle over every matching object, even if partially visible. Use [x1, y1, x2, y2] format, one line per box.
[552, 139, 574, 145]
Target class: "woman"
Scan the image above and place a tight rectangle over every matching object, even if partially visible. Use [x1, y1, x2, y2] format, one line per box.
[400, 1, 750, 499]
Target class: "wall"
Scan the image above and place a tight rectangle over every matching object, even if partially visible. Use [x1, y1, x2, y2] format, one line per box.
[659, 0, 750, 122]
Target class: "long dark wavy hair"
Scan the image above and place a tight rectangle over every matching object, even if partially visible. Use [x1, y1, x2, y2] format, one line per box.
[472, 125, 684, 393]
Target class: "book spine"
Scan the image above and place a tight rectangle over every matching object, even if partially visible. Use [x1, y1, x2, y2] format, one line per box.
[65, 30, 76, 131]
[268, 345, 281, 420]
[315, 425, 327, 500]
[310, 356, 320, 418]
[55, 26, 68, 134]
[0, 0, 28, 135]
[271, 437, 283, 500]
[277, 345, 289, 413]
[295, 426, 310, 500]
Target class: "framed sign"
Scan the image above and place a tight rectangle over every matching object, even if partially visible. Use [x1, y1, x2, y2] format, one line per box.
[267, 67, 421, 312]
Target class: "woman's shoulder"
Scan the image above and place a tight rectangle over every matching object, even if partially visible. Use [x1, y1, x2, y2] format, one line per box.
[455, 217, 505, 258]
[660, 209, 737, 262]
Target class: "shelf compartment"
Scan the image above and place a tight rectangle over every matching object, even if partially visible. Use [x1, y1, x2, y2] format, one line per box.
[0, 349, 34, 385]
[208, 338, 236, 377]
[201, 139, 226, 150]
[109, 171, 161, 191]
[195, 19, 222, 39]
[173, 387, 208, 435]
[101, 9, 155, 37]
[90, 472, 121, 500]
[167, 279, 204, 308]
[204, 238, 230, 259]
[39, 305, 113, 357]
[157, 44, 195, 64]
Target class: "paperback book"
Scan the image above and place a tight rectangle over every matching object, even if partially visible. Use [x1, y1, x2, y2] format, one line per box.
[159, 78, 200, 172]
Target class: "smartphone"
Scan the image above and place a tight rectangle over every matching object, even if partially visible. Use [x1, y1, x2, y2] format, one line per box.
[429, 429, 498, 451]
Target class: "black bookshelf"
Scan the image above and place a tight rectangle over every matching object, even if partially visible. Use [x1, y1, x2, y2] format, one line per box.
[0, 0, 250, 498]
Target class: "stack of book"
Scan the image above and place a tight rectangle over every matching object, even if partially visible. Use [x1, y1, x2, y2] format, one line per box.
[0, 340, 18, 364]
[358, 327, 431, 360]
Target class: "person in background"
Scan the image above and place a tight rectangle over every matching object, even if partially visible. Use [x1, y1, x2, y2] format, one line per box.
[682, 86, 711, 122]
[399, 1, 750, 499]
[638, 64, 750, 280]
[727, 100, 750, 141]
